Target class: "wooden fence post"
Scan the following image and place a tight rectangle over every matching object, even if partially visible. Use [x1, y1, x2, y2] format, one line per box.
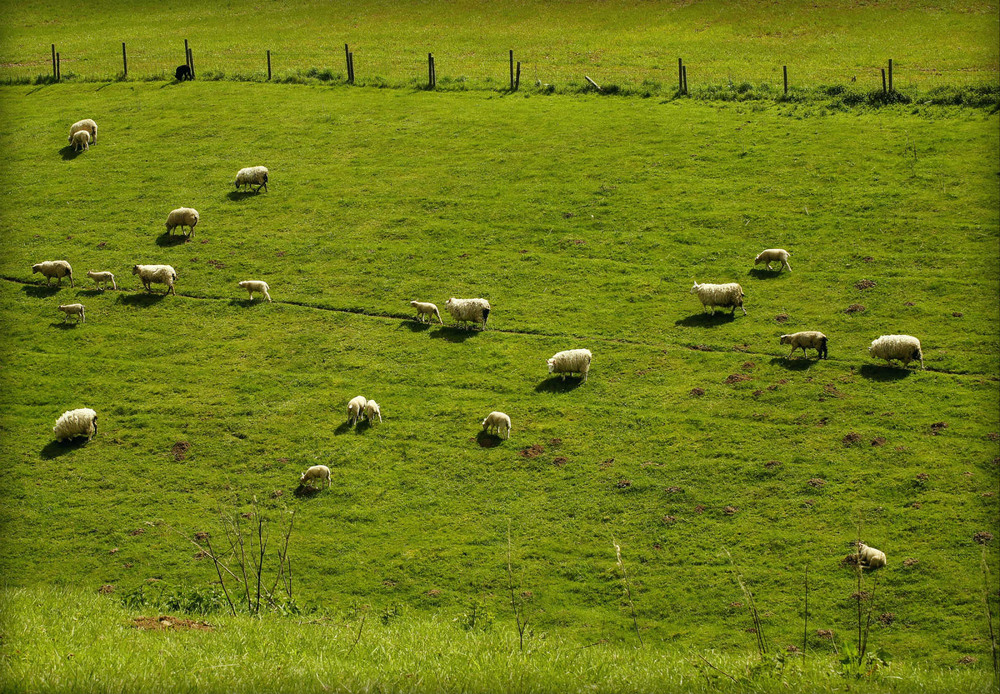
[184, 39, 189, 69]
[509, 49, 514, 90]
[187, 48, 195, 79]
[678, 57, 683, 92]
[428, 53, 435, 88]
[345, 44, 353, 83]
[887, 59, 893, 92]
[56, 52, 61, 81]
[122, 42, 128, 78]
[51, 44, 56, 79]
[514, 61, 521, 91]
[682, 65, 687, 94]
[881, 68, 886, 94]
[783, 65, 788, 95]
[349, 52, 354, 82]
[267, 50, 271, 80]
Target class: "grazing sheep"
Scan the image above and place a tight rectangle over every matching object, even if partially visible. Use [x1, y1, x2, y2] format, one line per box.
[175, 64, 192, 81]
[347, 395, 368, 426]
[869, 334, 924, 369]
[165, 208, 199, 238]
[363, 400, 382, 425]
[238, 280, 271, 302]
[754, 248, 791, 272]
[547, 348, 593, 382]
[445, 297, 491, 330]
[71, 130, 90, 152]
[68, 119, 97, 144]
[780, 331, 828, 359]
[52, 408, 98, 442]
[481, 411, 511, 440]
[32, 260, 74, 287]
[299, 465, 331, 489]
[132, 264, 177, 295]
[858, 542, 887, 570]
[410, 300, 442, 324]
[57, 303, 85, 323]
[234, 166, 269, 193]
[86, 270, 117, 291]
[690, 281, 746, 316]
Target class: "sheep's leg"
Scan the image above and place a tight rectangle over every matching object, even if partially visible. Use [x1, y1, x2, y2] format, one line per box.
[783, 259, 791, 272]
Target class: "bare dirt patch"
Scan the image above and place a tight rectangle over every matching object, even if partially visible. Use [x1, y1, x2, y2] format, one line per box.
[903, 558, 918, 568]
[724, 374, 752, 384]
[99, 584, 114, 594]
[171, 441, 191, 461]
[129, 528, 145, 537]
[661, 516, 676, 524]
[765, 461, 782, 469]
[808, 478, 826, 488]
[842, 432, 863, 446]
[974, 531, 994, 545]
[599, 458, 615, 470]
[665, 486, 683, 494]
[689, 387, 705, 396]
[878, 612, 895, 626]
[615, 479, 632, 489]
[552, 456, 569, 467]
[741, 361, 755, 371]
[775, 313, 789, 323]
[854, 279, 877, 290]
[871, 437, 887, 447]
[723, 505, 738, 515]
[845, 304, 866, 314]
[930, 422, 948, 435]
[519, 444, 544, 458]
[133, 616, 214, 632]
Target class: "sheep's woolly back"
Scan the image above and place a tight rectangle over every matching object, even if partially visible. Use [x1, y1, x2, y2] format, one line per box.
[347, 396, 367, 425]
[779, 331, 826, 347]
[57, 303, 85, 319]
[239, 280, 270, 293]
[165, 208, 199, 231]
[858, 542, 887, 568]
[691, 282, 745, 314]
[87, 270, 116, 290]
[300, 465, 332, 487]
[68, 119, 97, 143]
[445, 297, 491, 325]
[53, 408, 97, 442]
[547, 349, 593, 375]
[71, 130, 90, 150]
[755, 249, 789, 262]
[32, 260, 74, 286]
[132, 264, 177, 294]
[410, 301, 442, 322]
[869, 334, 923, 367]
[481, 411, 511, 432]
[235, 166, 269, 186]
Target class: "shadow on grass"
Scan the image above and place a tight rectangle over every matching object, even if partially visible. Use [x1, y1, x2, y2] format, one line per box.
[118, 292, 168, 307]
[354, 419, 373, 435]
[860, 364, 913, 381]
[769, 356, 817, 371]
[293, 484, 324, 499]
[333, 421, 353, 436]
[228, 298, 268, 308]
[226, 190, 261, 202]
[76, 288, 115, 297]
[21, 284, 62, 298]
[400, 320, 433, 333]
[429, 326, 481, 343]
[59, 145, 83, 161]
[476, 430, 503, 448]
[155, 232, 191, 247]
[49, 321, 82, 329]
[673, 312, 737, 328]
[535, 376, 585, 393]
[748, 268, 788, 280]
[40, 438, 90, 459]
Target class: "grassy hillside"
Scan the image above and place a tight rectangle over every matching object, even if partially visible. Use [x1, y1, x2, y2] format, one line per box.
[0, 80, 997, 687]
[0, 0, 997, 90]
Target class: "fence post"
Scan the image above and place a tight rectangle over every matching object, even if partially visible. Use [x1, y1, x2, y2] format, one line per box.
[52, 44, 56, 79]
[887, 59, 893, 92]
[267, 50, 271, 80]
[428, 52, 435, 88]
[881, 68, 886, 94]
[349, 52, 354, 82]
[345, 44, 352, 83]
[682, 65, 687, 94]
[56, 52, 61, 81]
[184, 39, 190, 69]
[188, 48, 195, 79]
[678, 57, 683, 93]
[515, 61, 521, 91]
[509, 49, 514, 90]
[122, 42, 128, 78]
[783, 65, 788, 95]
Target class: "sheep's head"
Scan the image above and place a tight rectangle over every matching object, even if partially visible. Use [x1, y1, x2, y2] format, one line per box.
[547, 358, 556, 373]
[91, 415, 98, 436]
[132, 265, 141, 275]
[31, 264, 41, 274]
[690, 281, 700, 294]
[779, 334, 792, 345]
[410, 301, 418, 308]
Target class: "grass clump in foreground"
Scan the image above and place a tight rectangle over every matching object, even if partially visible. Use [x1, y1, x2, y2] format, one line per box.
[1, 587, 997, 694]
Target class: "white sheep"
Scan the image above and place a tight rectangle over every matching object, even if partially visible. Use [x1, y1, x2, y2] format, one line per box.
[71, 130, 90, 152]
[86, 270, 117, 291]
[132, 264, 177, 295]
[690, 281, 746, 316]
[754, 248, 791, 272]
[363, 400, 382, 425]
[57, 303, 85, 323]
[857, 542, 886, 570]
[445, 297, 491, 330]
[779, 331, 827, 359]
[68, 119, 98, 144]
[869, 335, 924, 369]
[238, 280, 272, 302]
[547, 349, 593, 382]
[410, 300, 442, 324]
[299, 464, 331, 488]
[52, 407, 98, 442]
[165, 208, 199, 238]
[481, 411, 511, 439]
[32, 260, 74, 287]
[234, 166, 269, 192]
[347, 395, 368, 426]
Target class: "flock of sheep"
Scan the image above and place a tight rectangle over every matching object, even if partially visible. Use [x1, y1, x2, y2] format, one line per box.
[43, 116, 918, 568]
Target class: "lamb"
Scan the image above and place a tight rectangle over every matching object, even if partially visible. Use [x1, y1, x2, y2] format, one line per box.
[869, 334, 924, 369]
[547, 349, 593, 382]
[445, 297, 491, 330]
[754, 248, 791, 272]
[481, 411, 511, 440]
[86, 270, 117, 291]
[347, 396, 368, 426]
[32, 260, 74, 287]
[165, 208, 199, 238]
[299, 465, 331, 489]
[71, 130, 90, 152]
[52, 408, 98, 442]
[238, 280, 271, 302]
[132, 264, 177, 295]
[175, 64, 193, 81]
[68, 119, 97, 144]
[410, 300, 442, 324]
[57, 303, 85, 323]
[234, 166, 269, 193]
[857, 542, 887, 570]
[779, 331, 828, 359]
[690, 281, 746, 316]
[363, 400, 382, 425]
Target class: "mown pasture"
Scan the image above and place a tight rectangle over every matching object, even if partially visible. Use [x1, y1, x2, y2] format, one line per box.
[0, 10, 998, 688]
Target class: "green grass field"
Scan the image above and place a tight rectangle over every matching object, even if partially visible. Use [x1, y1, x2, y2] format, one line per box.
[0, 2, 998, 692]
